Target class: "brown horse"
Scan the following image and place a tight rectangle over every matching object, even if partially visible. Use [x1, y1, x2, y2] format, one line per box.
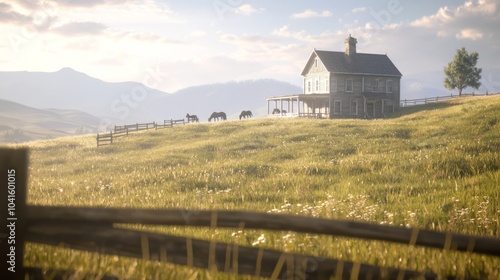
[208, 112, 227, 122]
[272, 109, 287, 115]
[186, 113, 199, 123]
[239, 110, 253, 120]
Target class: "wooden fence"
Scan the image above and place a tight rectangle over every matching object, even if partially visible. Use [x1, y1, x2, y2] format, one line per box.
[155, 119, 185, 129]
[96, 119, 185, 147]
[400, 92, 499, 107]
[1, 148, 499, 280]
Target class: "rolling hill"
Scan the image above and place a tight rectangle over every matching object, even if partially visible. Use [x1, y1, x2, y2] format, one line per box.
[18, 95, 500, 279]
[0, 99, 100, 143]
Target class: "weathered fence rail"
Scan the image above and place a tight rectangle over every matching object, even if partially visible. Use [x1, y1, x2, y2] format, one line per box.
[96, 119, 184, 146]
[155, 119, 185, 129]
[27, 206, 500, 257]
[400, 92, 499, 107]
[2, 148, 500, 280]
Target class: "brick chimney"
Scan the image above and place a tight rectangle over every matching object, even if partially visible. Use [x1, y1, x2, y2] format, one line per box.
[345, 34, 357, 56]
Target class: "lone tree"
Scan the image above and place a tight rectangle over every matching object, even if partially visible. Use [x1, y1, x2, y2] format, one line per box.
[444, 47, 482, 96]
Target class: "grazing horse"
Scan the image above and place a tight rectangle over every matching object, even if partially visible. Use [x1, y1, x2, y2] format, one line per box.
[239, 110, 253, 120]
[272, 108, 287, 115]
[208, 112, 227, 122]
[186, 113, 199, 123]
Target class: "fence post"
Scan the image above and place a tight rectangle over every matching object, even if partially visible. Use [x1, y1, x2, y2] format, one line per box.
[1, 148, 29, 279]
[170, 119, 173, 128]
[110, 131, 113, 144]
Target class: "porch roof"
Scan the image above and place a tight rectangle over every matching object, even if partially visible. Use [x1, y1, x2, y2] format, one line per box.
[361, 92, 391, 100]
[266, 93, 329, 101]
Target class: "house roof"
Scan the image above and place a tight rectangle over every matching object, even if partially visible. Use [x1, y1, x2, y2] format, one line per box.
[302, 50, 402, 77]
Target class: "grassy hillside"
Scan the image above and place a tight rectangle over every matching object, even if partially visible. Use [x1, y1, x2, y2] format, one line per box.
[14, 95, 500, 279]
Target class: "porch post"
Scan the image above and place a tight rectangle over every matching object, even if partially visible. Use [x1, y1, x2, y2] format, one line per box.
[297, 97, 300, 117]
[364, 98, 367, 118]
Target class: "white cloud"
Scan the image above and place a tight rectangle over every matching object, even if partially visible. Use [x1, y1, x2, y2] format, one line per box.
[291, 9, 332, 19]
[352, 7, 367, 13]
[53, 21, 107, 36]
[272, 25, 341, 46]
[411, 0, 499, 36]
[234, 4, 258, 15]
[190, 30, 207, 37]
[456, 28, 484, 40]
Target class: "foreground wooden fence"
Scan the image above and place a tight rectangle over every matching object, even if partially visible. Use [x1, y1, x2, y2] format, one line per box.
[96, 119, 185, 147]
[2, 149, 500, 280]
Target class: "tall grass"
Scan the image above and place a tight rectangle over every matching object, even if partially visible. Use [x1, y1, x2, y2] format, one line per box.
[10, 95, 500, 279]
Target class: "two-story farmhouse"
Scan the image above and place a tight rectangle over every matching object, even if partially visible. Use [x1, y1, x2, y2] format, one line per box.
[267, 35, 402, 118]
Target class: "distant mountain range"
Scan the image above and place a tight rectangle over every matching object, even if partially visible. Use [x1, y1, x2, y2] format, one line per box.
[0, 68, 302, 142]
[1, 67, 498, 143]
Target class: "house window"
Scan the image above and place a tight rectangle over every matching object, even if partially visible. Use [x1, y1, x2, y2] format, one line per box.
[315, 80, 319, 92]
[378, 79, 385, 93]
[372, 79, 379, 92]
[314, 58, 318, 68]
[350, 101, 358, 115]
[334, 101, 342, 115]
[364, 79, 370, 92]
[331, 77, 337, 92]
[386, 80, 393, 93]
[345, 79, 353, 92]
[307, 81, 311, 93]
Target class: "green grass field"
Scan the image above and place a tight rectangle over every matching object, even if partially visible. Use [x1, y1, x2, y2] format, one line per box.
[12, 95, 500, 279]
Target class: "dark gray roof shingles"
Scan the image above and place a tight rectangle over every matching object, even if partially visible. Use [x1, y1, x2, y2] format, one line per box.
[312, 50, 402, 77]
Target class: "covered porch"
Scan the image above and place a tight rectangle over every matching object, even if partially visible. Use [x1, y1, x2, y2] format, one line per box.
[266, 94, 330, 118]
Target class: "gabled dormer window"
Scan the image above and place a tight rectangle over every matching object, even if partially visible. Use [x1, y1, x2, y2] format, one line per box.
[314, 58, 318, 68]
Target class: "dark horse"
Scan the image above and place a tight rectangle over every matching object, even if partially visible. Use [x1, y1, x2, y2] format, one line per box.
[272, 108, 287, 115]
[208, 112, 227, 122]
[239, 110, 253, 120]
[186, 113, 199, 123]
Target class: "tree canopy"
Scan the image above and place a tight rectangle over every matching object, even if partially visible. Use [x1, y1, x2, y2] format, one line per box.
[444, 47, 482, 96]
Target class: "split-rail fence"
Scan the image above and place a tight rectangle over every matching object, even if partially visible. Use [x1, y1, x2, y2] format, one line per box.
[1, 149, 499, 280]
[400, 92, 499, 107]
[96, 119, 185, 147]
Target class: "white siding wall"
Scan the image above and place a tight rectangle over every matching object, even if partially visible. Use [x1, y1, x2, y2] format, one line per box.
[304, 74, 330, 94]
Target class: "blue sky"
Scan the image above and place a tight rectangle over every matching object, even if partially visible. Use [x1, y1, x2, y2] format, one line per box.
[1, 0, 499, 93]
